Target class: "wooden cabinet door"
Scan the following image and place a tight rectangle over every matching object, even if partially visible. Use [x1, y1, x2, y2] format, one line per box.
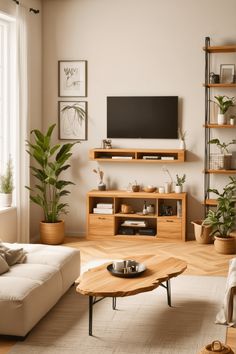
[158, 218, 182, 240]
[88, 214, 115, 236]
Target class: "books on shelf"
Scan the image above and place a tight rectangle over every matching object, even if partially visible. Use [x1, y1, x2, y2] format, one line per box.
[121, 220, 147, 227]
[93, 202, 114, 214]
[161, 156, 175, 160]
[96, 203, 113, 209]
[142, 156, 160, 160]
[93, 208, 113, 214]
[111, 156, 133, 159]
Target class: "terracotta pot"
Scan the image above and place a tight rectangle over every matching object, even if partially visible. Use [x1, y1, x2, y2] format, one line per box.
[214, 235, 236, 255]
[40, 220, 65, 245]
[191, 220, 213, 244]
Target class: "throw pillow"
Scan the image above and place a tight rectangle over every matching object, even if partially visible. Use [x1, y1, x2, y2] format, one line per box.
[0, 255, 10, 275]
[0, 243, 27, 266]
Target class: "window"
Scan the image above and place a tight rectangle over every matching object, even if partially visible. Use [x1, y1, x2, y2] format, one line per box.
[0, 13, 16, 189]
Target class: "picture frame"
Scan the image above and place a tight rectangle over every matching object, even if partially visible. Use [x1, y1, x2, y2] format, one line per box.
[58, 60, 87, 97]
[58, 101, 87, 140]
[220, 64, 235, 84]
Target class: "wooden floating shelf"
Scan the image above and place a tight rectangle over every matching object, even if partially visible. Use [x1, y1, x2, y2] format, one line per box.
[203, 124, 236, 128]
[89, 148, 186, 163]
[203, 45, 236, 53]
[205, 169, 236, 174]
[203, 83, 236, 88]
[203, 199, 217, 206]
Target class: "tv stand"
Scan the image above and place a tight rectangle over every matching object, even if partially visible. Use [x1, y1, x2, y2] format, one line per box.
[87, 190, 186, 241]
[89, 148, 185, 163]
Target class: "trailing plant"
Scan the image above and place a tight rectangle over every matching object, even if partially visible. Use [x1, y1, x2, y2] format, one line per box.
[0, 157, 14, 194]
[203, 176, 236, 238]
[208, 138, 236, 154]
[213, 95, 235, 114]
[26, 124, 79, 223]
[175, 174, 186, 187]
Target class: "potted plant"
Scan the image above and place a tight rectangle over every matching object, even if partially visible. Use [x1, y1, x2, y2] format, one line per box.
[175, 174, 186, 193]
[203, 176, 236, 254]
[208, 138, 236, 170]
[213, 95, 235, 125]
[27, 124, 79, 244]
[0, 156, 14, 207]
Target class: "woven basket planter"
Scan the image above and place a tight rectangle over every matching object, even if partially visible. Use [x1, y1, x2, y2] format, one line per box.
[40, 220, 65, 245]
[214, 236, 236, 255]
[191, 220, 213, 244]
[198, 340, 234, 354]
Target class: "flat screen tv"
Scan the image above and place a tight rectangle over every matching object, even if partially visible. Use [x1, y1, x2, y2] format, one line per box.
[107, 96, 178, 139]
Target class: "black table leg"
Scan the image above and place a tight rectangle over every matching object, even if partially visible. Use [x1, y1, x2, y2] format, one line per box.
[166, 279, 171, 307]
[89, 296, 93, 336]
[112, 297, 116, 310]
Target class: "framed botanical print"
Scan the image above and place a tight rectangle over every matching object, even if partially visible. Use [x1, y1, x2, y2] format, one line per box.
[58, 60, 87, 97]
[58, 101, 87, 140]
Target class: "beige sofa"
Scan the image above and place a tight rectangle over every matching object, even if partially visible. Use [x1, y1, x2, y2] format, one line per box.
[0, 243, 80, 337]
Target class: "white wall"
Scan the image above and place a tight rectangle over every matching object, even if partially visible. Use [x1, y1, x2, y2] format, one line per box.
[0, 0, 42, 241]
[40, 0, 236, 239]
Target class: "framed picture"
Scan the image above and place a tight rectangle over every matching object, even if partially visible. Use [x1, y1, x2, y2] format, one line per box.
[220, 64, 235, 84]
[58, 60, 87, 97]
[58, 101, 87, 140]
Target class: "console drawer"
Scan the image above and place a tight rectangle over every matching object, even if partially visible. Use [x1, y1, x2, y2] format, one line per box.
[88, 214, 115, 236]
[158, 218, 182, 239]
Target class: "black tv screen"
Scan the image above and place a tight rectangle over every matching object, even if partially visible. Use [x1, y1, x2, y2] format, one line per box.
[107, 96, 178, 139]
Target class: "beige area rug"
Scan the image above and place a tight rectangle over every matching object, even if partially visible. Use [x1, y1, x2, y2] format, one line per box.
[10, 275, 227, 354]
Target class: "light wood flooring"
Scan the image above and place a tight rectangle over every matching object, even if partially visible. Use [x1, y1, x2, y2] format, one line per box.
[1, 237, 236, 353]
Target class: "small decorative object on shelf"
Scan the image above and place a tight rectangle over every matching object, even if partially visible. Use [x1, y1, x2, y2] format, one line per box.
[230, 115, 235, 125]
[178, 128, 186, 149]
[102, 139, 112, 149]
[131, 180, 140, 192]
[209, 72, 220, 84]
[212, 95, 235, 125]
[93, 167, 106, 190]
[220, 64, 235, 84]
[175, 174, 186, 193]
[208, 138, 236, 170]
[142, 200, 148, 215]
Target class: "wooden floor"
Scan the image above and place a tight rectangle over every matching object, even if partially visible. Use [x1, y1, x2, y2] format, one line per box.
[1, 237, 236, 353]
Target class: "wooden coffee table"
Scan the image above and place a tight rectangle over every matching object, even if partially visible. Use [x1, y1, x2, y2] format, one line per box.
[76, 255, 187, 335]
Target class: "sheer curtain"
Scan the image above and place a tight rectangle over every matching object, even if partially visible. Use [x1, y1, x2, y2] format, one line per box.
[16, 5, 30, 243]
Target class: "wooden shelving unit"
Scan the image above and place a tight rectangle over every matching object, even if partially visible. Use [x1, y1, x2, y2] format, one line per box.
[89, 148, 185, 163]
[87, 190, 187, 241]
[205, 169, 236, 174]
[203, 37, 236, 213]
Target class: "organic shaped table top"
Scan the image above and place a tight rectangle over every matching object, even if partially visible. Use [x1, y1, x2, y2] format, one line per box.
[76, 255, 187, 297]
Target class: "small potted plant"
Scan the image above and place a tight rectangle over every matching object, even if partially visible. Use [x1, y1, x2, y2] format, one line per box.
[175, 174, 186, 193]
[208, 138, 236, 170]
[203, 176, 236, 254]
[213, 95, 235, 125]
[0, 157, 14, 207]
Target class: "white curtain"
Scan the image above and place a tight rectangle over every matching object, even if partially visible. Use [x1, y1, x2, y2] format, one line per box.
[16, 5, 30, 243]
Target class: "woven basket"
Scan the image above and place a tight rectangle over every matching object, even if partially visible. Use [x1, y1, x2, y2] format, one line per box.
[198, 340, 234, 354]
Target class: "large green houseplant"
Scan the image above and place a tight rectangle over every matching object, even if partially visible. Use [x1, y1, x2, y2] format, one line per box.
[203, 176, 236, 254]
[27, 124, 78, 244]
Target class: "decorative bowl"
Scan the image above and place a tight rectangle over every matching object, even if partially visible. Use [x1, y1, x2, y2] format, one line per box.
[143, 187, 157, 193]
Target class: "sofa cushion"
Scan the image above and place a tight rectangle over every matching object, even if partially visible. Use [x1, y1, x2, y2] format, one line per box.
[0, 255, 9, 275]
[0, 242, 27, 266]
